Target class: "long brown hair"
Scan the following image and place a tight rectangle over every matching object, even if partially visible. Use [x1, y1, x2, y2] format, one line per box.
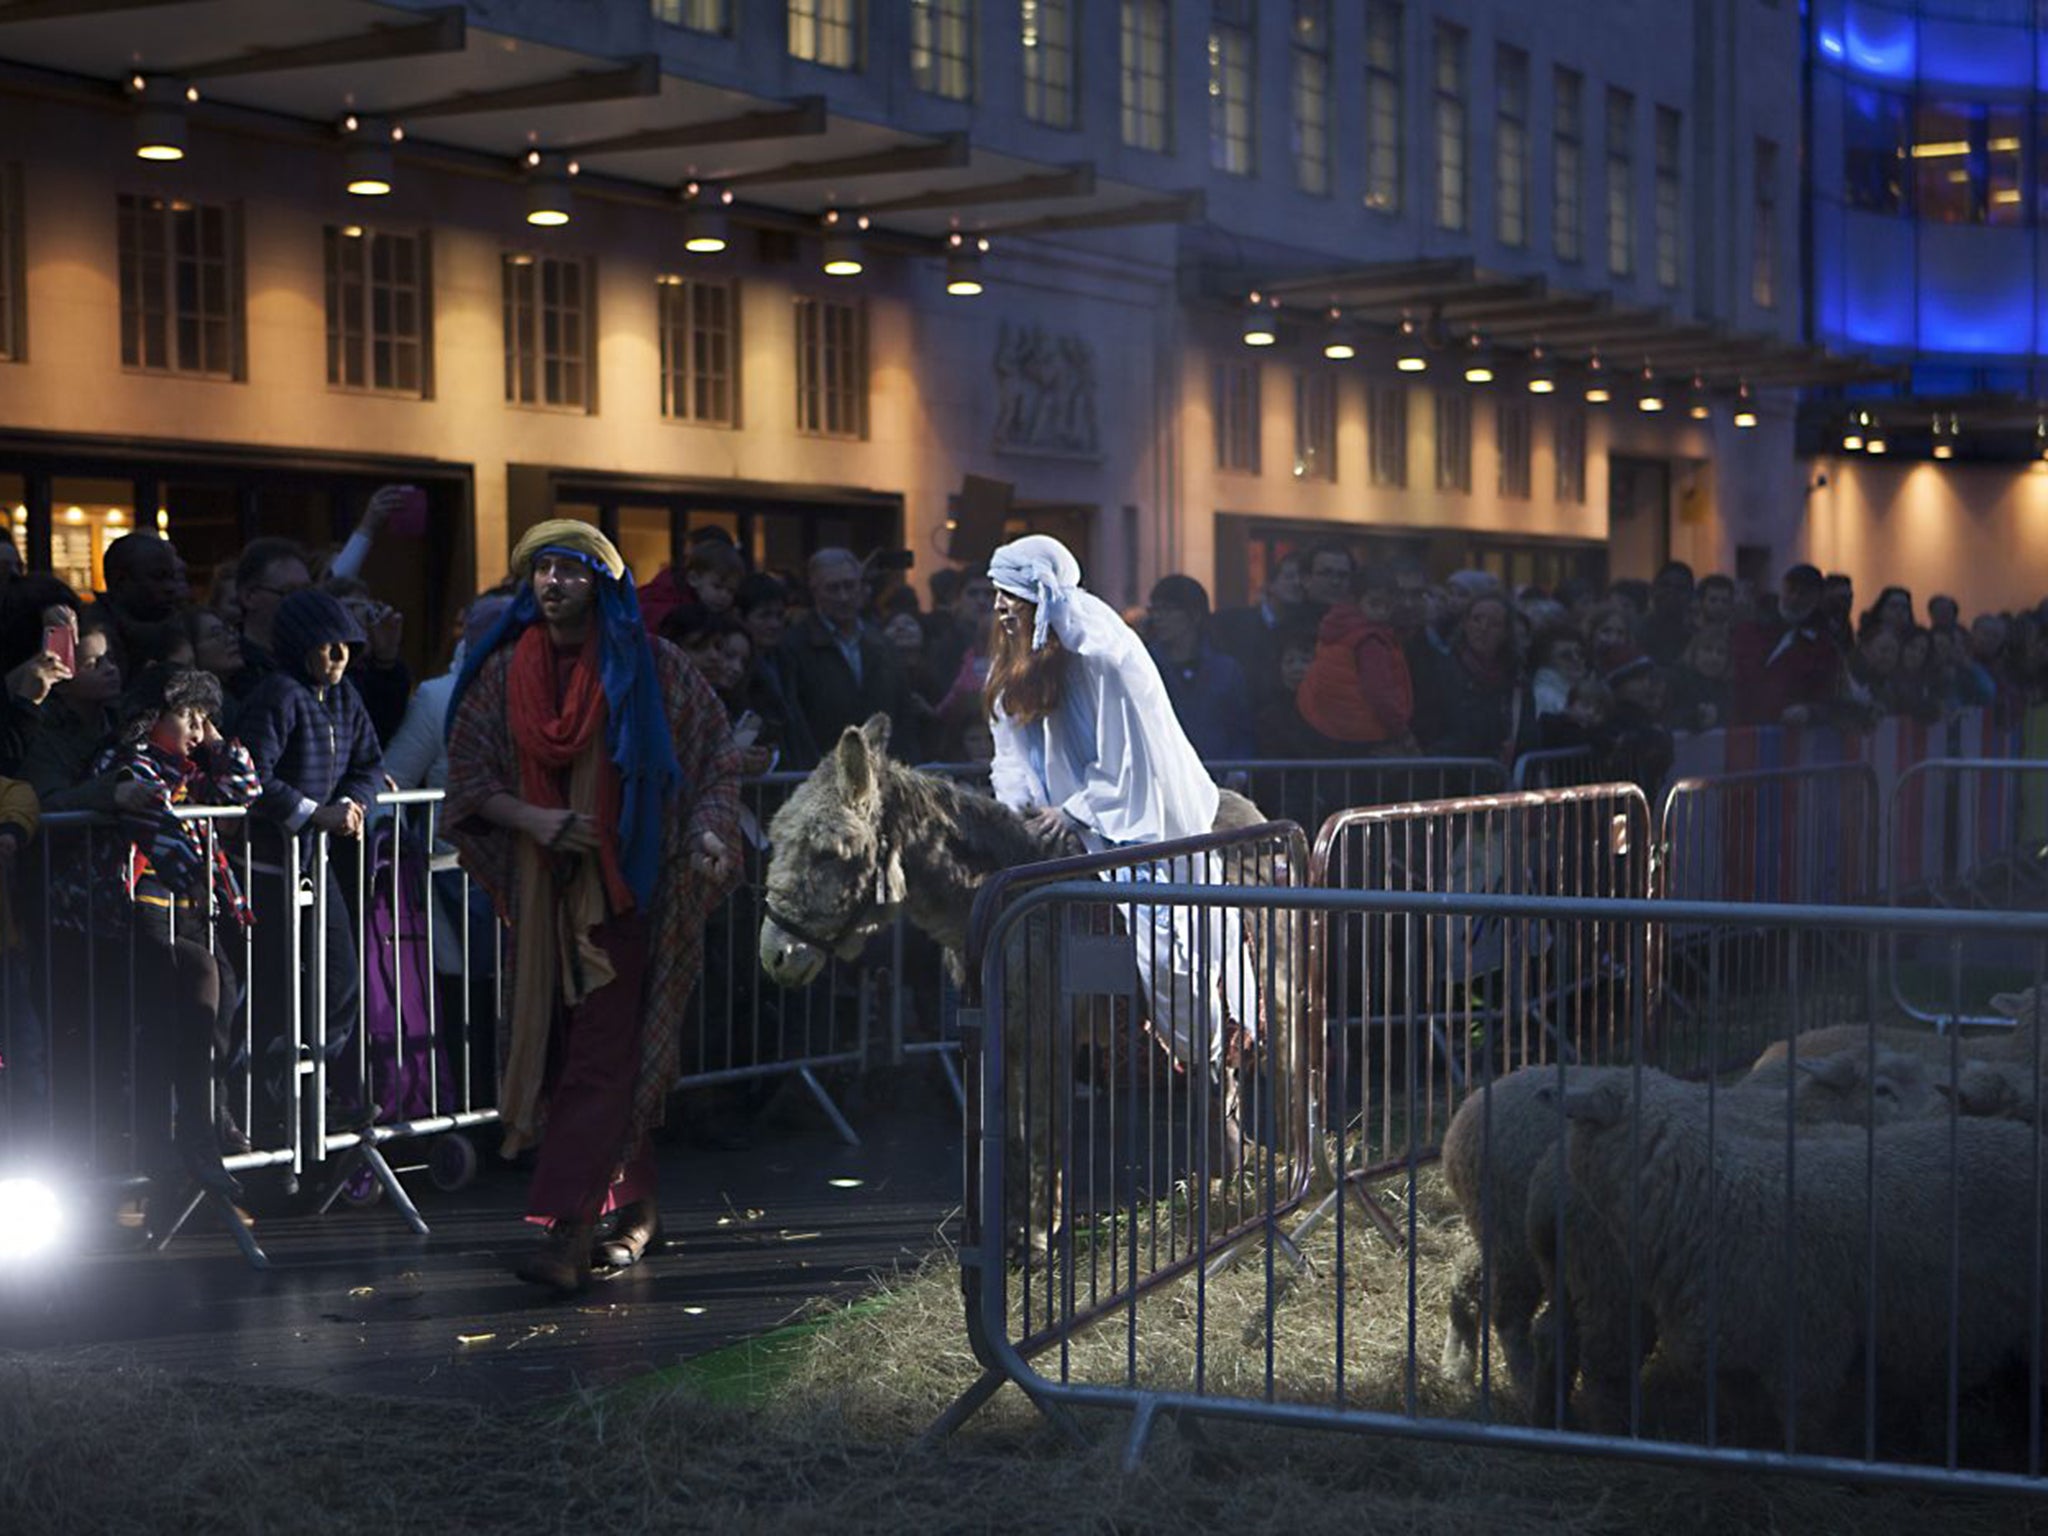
[983, 604, 1068, 726]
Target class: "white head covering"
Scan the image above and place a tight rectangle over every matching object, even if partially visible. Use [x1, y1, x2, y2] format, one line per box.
[989, 535, 1084, 653]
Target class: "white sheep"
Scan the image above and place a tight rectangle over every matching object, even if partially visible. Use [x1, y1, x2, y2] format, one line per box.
[1555, 1071, 2045, 1455]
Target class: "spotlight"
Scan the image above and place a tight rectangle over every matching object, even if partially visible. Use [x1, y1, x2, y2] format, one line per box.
[1933, 442, 1954, 460]
[821, 210, 867, 276]
[1395, 316, 1427, 372]
[1461, 333, 1493, 384]
[1843, 410, 1864, 452]
[129, 75, 191, 162]
[523, 153, 576, 228]
[1932, 413, 1954, 460]
[1321, 309, 1358, 361]
[1584, 353, 1611, 404]
[1866, 433, 1888, 454]
[1732, 380, 1758, 429]
[0, 1177, 62, 1262]
[1636, 364, 1664, 413]
[944, 232, 988, 296]
[1525, 344, 1555, 394]
[1241, 291, 1276, 347]
[1686, 375, 1710, 420]
[680, 183, 732, 253]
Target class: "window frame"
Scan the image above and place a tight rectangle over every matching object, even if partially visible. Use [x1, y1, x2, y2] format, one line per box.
[1555, 407, 1587, 505]
[1208, 20, 1255, 176]
[1653, 104, 1682, 289]
[1497, 396, 1532, 500]
[1020, 0, 1077, 129]
[910, 0, 975, 101]
[1434, 388, 1472, 495]
[1293, 367, 1336, 482]
[1119, 0, 1171, 153]
[1364, 1, 1404, 214]
[794, 293, 869, 440]
[1553, 66, 1583, 262]
[1496, 45, 1530, 248]
[117, 193, 243, 381]
[1290, 0, 1331, 195]
[324, 224, 432, 399]
[651, 0, 729, 33]
[1606, 86, 1635, 279]
[658, 273, 741, 428]
[1214, 358, 1262, 475]
[1752, 136, 1778, 309]
[788, 0, 863, 70]
[1432, 22, 1468, 233]
[501, 251, 594, 413]
[0, 163, 21, 364]
[1368, 384, 1408, 489]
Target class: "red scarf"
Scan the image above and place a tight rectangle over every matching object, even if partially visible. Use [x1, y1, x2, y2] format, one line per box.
[506, 624, 633, 913]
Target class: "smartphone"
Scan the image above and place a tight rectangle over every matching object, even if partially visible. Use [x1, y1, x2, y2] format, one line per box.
[387, 485, 430, 538]
[732, 710, 763, 748]
[42, 623, 73, 673]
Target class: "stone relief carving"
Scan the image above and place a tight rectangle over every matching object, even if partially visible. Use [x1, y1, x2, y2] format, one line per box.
[993, 320, 1101, 459]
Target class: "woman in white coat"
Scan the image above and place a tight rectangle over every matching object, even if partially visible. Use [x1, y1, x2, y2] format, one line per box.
[982, 535, 1249, 1071]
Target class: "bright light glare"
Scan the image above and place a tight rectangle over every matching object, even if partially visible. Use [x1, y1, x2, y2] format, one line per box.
[0, 1178, 62, 1261]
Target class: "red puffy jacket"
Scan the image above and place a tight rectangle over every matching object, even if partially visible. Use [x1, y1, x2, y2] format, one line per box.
[1297, 605, 1413, 745]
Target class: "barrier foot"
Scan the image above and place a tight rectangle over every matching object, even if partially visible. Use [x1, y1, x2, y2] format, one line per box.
[921, 1366, 1006, 1445]
[362, 1143, 431, 1237]
[153, 1185, 270, 1271]
[798, 1066, 861, 1147]
[1121, 1398, 1162, 1473]
[938, 1049, 967, 1115]
[152, 1187, 206, 1252]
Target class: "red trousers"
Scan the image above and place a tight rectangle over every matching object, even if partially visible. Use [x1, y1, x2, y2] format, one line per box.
[525, 909, 657, 1225]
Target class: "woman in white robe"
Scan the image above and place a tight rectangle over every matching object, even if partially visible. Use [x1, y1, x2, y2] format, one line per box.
[983, 535, 1249, 1066]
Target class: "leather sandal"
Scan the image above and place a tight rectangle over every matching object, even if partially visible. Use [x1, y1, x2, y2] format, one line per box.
[512, 1220, 594, 1296]
[596, 1199, 660, 1270]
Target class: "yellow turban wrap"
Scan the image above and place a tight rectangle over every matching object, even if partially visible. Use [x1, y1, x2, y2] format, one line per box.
[509, 518, 626, 582]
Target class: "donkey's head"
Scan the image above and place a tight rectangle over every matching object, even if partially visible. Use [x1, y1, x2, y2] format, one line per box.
[758, 714, 909, 989]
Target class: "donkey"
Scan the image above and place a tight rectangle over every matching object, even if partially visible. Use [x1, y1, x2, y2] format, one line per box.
[756, 715, 1299, 1260]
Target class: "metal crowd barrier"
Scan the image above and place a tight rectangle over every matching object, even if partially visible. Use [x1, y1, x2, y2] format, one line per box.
[1207, 757, 1511, 843]
[1657, 764, 1884, 1074]
[1889, 758, 2048, 1029]
[934, 817, 1315, 1441]
[946, 879, 2048, 1498]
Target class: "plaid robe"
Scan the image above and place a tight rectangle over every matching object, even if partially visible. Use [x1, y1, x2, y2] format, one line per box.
[444, 635, 742, 1161]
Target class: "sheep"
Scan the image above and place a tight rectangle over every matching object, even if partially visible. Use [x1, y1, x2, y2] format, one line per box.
[1437, 1050, 1933, 1396]
[1933, 1056, 2045, 1124]
[1554, 1071, 2045, 1456]
[1521, 1051, 1939, 1433]
[1743, 985, 2044, 1085]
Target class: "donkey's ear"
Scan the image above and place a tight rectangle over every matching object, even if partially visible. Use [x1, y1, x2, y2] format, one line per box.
[835, 723, 877, 808]
[860, 712, 892, 759]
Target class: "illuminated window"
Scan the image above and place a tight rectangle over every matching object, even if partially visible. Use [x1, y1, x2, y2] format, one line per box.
[1555, 408, 1587, 505]
[324, 226, 429, 397]
[1294, 369, 1336, 481]
[910, 0, 973, 100]
[118, 194, 241, 379]
[1654, 106, 1682, 288]
[1606, 88, 1634, 278]
[502, 253, 590, 411]
[1369, 385, 1408, 487]
[1208, 10, 1254, 175]
[1291, 0, 1330, 195]
[1844, 85, 1908, 215]
[1496, 46, 1529, 247]
[1433, 23, 1467, 232]
[1497, 397, 1531, 499]
[1553, 67, 1583, 261]
[1914, 100, 2023, 226]
[1215, 360, 1261, 474]
[1752, 138, 1778, 309]
[789, 0, 861, 69]
[795, 295, 867, 438]
[1021, 0, 1076, 128]
[1364, 2, 1403, 213]
[0, 164, 19, 363]
[1120, 0, 1171, 152]
[1435, 389, 1471, 494]
[652, 0, 727, 32]
[659, 275, 738, 426]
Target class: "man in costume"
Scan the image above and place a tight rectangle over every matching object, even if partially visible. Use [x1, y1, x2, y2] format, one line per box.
[445, 521, 741, 1294]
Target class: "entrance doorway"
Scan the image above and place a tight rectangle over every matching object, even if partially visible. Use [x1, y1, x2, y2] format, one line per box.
[1607, 455, 1672, 583]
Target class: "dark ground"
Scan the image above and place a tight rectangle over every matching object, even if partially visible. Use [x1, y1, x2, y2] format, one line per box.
[0, 1066, 964, 1404]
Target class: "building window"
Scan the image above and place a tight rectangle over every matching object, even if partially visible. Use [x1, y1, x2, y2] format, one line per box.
[1120, 0, 1170, 152]
[1208, 11, 1254, 175]
[1606, 87, 1634, 278]
[1215, 360, 1261, 474]
[795, 295, 867, 439]
[1553, 66, 1583, 261]
[1752, 137, 1777, 308]
[1290, 0, 1330, 195]
[1435, 390, 1471, 494]
[1368, 385, 1408, 487]
[1555, 407, 1587, 505]
[1915, 100, 2025, 226]
[659, 274, 738, 426]
[789, 0, 861, 69]
[652, 0, 728, 32]
[1293, 369, 1335, 481]
[1844, 84, 1908, 215]
[1497, 397, 1531, 500]
[1496, 46, 1529, 248]
[0, 164, 20, 364]
[117, 194, 241, 379]
[1364, 2, 1403, 213]
[910, 0, 974, 100]
[1654, 105, 1682, 288]
[324, 226, 428, 397]
[1021, 0, 1076, 128]
[502, 253, 591, 412]
[1433, 23, 1467, 232]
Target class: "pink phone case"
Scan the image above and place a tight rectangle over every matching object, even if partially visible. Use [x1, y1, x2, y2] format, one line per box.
[388, 487, 429, 538]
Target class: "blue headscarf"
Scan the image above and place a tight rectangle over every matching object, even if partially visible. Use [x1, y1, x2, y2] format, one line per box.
[449, 523, 682, 908]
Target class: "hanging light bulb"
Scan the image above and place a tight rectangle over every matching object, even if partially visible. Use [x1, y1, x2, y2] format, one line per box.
[1636, 363, 1664, 413]
[1461, 332, 1494, 385]
[1931, 413, 1953, 460]
[1866, 425, 1888, 454]
[1686, 375, 1710, 420]
[130, 75, 191, 162]
[1240, 291, 1277, 347]
[341, 115, 397, 197]
[1583, 353, 1611, 403]
[821, 210, 867, 276]
[681, 182, 732, 254]
[944, 232, 989, 296]
[523, 151, 576, 227]
[1843, 409, 1865, 453]
[1732, 380, 1758, 429]
[1321, 309, 1358, 361]
[1525, 344, 1556, 394]
[1395, 316, 1428, 372]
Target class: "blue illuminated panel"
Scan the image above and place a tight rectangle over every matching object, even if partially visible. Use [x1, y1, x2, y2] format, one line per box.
[1918, 226, 2034, 353]
[1843, 1, 1916, 78]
